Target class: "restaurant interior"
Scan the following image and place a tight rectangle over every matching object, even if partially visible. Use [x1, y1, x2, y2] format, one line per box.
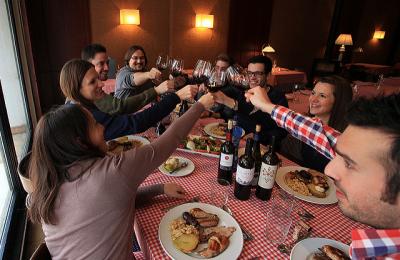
[1, 0, 400, 259]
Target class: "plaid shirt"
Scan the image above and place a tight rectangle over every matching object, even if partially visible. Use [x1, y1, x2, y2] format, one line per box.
[271, 105, 400, 259]
[270, 105, 339, 159]
[351, 229, 400, 259]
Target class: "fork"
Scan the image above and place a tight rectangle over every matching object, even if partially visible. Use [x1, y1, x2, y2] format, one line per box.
[222, 205, 253, 241]
[162, 196, 200, 212]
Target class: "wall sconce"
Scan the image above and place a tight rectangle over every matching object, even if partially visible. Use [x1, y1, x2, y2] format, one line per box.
[120, 9, 140, 25]
[195, 14, 214, 28]
[335, 34, 353, 62]
[373, 30, 385, 39]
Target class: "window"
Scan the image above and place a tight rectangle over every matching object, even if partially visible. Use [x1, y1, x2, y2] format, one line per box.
[0, 0, 33, 258]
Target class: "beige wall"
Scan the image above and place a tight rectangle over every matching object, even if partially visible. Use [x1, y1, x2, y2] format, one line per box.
[89, 0, 230, 69]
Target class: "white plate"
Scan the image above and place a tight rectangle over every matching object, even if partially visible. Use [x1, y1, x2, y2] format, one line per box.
[107, 135, 150, 154]
[290, 237, 350, 260]
[203, 122, 245, 140]
[276, 166, 338, 205]
[158, 202, 243, 260]
[158, 157, 195, 177]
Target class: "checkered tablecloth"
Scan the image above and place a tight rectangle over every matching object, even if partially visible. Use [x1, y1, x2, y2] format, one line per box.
[134, 119, 367, 259]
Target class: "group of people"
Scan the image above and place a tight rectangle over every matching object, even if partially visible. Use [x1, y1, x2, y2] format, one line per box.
[22, 42, 400, 259]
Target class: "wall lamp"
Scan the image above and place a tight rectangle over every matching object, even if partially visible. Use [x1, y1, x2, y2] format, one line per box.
[373, 30, 385, 39]
[195, 14, 214, 28]
[120, 9, 140, 25]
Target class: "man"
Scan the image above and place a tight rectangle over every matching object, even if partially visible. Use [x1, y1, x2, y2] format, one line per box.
[215, 53, 232, 73]
[81, 44, 174, 115]
[115, 45, 163, 99]
[245, 87, 400, 259]
[214, 55, 288, 146]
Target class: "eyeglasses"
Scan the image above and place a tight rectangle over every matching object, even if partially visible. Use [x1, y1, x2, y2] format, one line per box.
[247, 71, 265, 77]
[131, 56, 145, 61]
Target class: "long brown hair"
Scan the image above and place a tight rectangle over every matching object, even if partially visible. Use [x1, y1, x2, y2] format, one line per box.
[123, 45, 147, 68]
[313, 75, 353, 132]
[60, 59, 95, 107]
[28, 104, 104, 224]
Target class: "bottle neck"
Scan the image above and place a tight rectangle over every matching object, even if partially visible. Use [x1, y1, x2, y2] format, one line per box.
[245, 140, 253, 156]
[226, 131, 232, 142]
[270, 136, 276, 154]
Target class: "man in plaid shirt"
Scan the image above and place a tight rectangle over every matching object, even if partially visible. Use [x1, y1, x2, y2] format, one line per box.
[243, 87, 400, 259]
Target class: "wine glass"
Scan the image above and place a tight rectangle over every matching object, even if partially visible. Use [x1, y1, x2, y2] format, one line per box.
[170, 58, 184, 77]
[155, 54, 169, 71]
[352, 83, 359, 97]
[206, 70, 226, 93]
[375, 74, 384, 94]
[193, 59, 205, 86]
[292, 84, 300, 103]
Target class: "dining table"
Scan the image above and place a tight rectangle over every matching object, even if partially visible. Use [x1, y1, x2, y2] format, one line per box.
[133, 113, 368, 259]
[267, 68, 307, 87]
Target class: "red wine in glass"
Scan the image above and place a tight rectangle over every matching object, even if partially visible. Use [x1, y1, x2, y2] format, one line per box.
[171, 70, 182, 78]
[206, 81, 225, 93]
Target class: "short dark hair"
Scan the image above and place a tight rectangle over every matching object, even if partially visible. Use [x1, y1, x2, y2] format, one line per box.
[315, 75, 353, 132]
[248, 55, 272, 74]
[123, 45, 147, 67]
[346, 94, 400, 204]
[81, 43, 107, 61]
[215, 53, 233, 65]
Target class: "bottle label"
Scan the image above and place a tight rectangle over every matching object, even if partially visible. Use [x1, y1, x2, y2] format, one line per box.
[220, 153, 233, 168]
[258, 162, 278, 189]
[236, 165, 255, 185]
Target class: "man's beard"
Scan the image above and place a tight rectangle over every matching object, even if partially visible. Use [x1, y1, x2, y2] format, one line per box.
[99, 73, 108, 81]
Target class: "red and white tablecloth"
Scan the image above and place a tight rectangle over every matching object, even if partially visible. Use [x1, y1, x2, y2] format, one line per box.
[134, 119, 367, 259]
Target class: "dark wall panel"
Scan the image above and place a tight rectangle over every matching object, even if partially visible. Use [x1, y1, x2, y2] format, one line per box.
[25, 0, 91, 112]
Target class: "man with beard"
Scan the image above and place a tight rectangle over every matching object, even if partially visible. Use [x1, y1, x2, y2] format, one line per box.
[81, 44, 174, 115]
[245, 86, 400, 259]
[115, 45, 163, 99]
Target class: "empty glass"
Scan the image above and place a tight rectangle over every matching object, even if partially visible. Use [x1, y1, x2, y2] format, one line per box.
[209, 179, 229, 208]
[265, 190, 295, 243]
[265, 208, 292, 244]
[292, 84, 300, 103]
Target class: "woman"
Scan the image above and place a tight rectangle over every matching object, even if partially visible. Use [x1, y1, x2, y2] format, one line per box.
[28, 95, 214, 259]
[115, 45, 161, 98]
[60, 59, 197, 141]
[278, 76, 353, 172]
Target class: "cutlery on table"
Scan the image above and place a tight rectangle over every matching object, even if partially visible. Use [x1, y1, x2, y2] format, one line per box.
[222, 205, 253, 241]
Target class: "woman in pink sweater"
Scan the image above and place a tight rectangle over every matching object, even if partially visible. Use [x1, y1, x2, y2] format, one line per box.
[27, 62, 215, 259]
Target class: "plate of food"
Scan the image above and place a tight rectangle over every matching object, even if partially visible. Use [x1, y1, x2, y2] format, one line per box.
[290, 237, 350, 260]
[159, 156, 195, 177]
[203, 122, 245, 140]
[179, 135, 223, 158]
[159, 202, 243, 260]
[107, 135, 150, 154]
[275, 166, 337, 205]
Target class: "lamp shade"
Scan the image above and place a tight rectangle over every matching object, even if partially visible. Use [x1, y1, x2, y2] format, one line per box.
[120, 9, 140, 25]
[262, 44, 275, 53]
[335, 34, 353, 46]
[373, 31, 385, 39]
[195, 14, 214, 28]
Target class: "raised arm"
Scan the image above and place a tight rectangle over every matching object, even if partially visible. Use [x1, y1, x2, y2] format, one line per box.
[245, 87, 339, 159]
[115, 93, 215, 189]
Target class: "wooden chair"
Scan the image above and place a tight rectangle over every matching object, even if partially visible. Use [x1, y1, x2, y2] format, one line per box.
[30, 242, 51, 260]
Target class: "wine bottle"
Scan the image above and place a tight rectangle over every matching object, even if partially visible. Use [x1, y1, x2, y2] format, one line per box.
[178, 100, 188, 117]
[218, 120, 234, 184]
[251, 125, 262, 188]
[234, 138, 255, 200]
[256, 136, 279, 201]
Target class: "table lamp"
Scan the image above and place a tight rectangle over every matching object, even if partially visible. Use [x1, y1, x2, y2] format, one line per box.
[335, 34, 353, 62]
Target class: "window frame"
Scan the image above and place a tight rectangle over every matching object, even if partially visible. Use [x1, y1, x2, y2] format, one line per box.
[0, 0, 34, 259]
